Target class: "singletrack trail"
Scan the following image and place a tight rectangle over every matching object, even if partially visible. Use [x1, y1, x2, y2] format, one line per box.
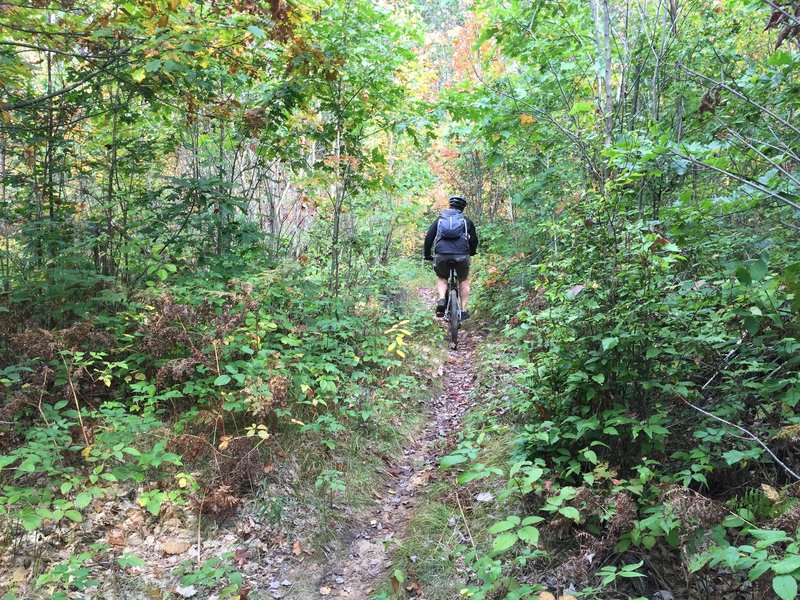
[311, 289, 481, 599]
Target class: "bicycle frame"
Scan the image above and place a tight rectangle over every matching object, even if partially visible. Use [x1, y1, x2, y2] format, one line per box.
[443, 262, 462, 348]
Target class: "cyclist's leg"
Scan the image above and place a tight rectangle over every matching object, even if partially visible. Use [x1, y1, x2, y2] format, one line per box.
[454, 256, 471, 312]
[459, 278, 471, 311]
[432, 255, 449, 315]
[436, 277, 447, 301]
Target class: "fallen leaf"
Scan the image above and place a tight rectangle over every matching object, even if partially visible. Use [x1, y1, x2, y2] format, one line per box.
[163, 540, 191, 555]
[407, 580, 423, 595]
[235, 548, 249, 566]
[10, 567, 27, 584]
[319, 586, 332, 596]
[108, 529, 126, 547]
[475, 492, 494, 503]
[560, 596, 578, 600]
[538, 593, 556, 600]
[174, 584, 197, 598]
[761, 483, 780, 502]
[292, 540, 302, 556]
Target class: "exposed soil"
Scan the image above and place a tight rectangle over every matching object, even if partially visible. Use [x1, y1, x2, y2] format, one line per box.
[303, 290, 480, 599]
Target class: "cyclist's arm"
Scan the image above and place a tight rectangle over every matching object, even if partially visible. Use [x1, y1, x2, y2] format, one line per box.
[423, 221, 437, 260]
[467, 220, 478, 256]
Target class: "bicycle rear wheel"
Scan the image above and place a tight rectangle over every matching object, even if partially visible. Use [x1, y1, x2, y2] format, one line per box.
[448, 289, 459, 348]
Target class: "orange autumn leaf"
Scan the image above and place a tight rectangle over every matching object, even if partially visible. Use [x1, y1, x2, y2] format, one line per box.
[520, 113, 535, 125]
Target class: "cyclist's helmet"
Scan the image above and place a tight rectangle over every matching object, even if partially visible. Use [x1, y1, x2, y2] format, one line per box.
[449, 196, 467, 210]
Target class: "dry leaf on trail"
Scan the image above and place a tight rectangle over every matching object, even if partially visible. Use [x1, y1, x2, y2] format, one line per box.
[538, 593, 556, 600]
[560, 596, 578, 600]
[293, 539, 313, 556]
[406, 580, 423, 595]
[10, 568, 27, 584]
[761, 483, 780, 502]
[174, 584, 197, 598]
[319, 586, 332, 596]
[163, 539, 191, 555]
[107, 529, 126, 547]
[234, 548, 249, 566]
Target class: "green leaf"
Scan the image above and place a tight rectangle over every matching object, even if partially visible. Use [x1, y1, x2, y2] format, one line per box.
[569, 101, 594, 115]
[131, 68, 146, 82]
[440, 454, 467, 468]
[773, 574, 798, 600]
[559, 506, 580, 522]
[601, 337, 618, 351]
[773, 555, 800, 575]
[247, 25, 266, 39]
[214, 374, 232, 386]
[517, 525, 539, 545]
[64, 510, 83, 522]
[744, 315, 761, 335]
[492, 532, 518, 554]
[75, 492, 92, 509]
[591, 373, 605, 384]
[488, 516, 520, 534]
[769, 51, 793, 66]
[736, 265, 752, 285]
[751, 529, 792, 548]
[750, 560, 773, 581]
[750, 259, 768, 281]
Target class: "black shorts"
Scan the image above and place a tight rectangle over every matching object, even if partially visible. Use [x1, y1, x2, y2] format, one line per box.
[433, 254, 470, 280]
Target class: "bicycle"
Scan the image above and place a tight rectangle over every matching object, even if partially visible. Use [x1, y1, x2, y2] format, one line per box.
[443, 260, 462, 349]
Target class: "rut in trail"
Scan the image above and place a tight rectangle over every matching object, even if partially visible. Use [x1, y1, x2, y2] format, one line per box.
[313, 291, 480, 599]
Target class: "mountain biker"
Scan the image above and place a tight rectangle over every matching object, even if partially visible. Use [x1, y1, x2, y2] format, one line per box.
[423, 195, 479, 320]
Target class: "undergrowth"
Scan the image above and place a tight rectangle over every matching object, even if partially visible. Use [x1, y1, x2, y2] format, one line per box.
[0, 256, 440, 598]
[400, 202, 800, 600]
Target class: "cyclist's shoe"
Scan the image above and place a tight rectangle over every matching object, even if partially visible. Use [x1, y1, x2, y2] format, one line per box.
[461, 310, 470, 321]
[435, 299, 446, 317]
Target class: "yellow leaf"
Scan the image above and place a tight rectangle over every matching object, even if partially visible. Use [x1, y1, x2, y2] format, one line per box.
[162, 539, 190, 555]
[520, 113, 535, 125]
[761, 483, 780, 502]
[131, 68, 146, 82]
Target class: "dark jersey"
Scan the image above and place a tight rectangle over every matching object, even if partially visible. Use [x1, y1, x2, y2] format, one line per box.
[423, 211, 478, 259]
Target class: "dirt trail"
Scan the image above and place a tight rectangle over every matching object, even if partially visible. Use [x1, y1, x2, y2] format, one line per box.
[310, 290, 480, 599]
